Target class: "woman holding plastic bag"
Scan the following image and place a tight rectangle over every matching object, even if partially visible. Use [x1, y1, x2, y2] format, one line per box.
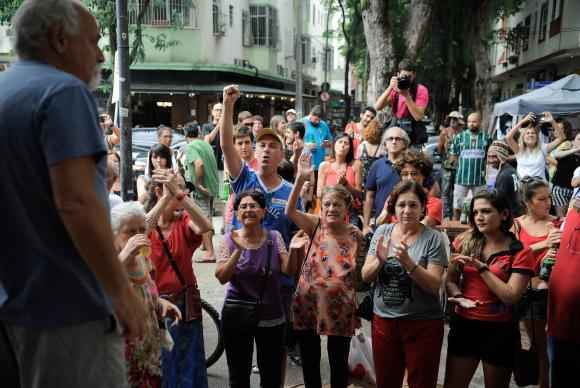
[361, 180, 448, 388]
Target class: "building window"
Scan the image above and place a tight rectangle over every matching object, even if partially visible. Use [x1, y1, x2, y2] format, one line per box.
[301, 36, 311, 65]
[129, 0, 198, 28]
[538, 2, 548, 42]
[523, 15, 531, 51]
[249, 5, 279, 48]
[213, 0, 226, 35]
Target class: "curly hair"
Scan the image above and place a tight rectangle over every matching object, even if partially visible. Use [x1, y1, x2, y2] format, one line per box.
[393, 150, 433, 180]
[363, 119, 382, 145]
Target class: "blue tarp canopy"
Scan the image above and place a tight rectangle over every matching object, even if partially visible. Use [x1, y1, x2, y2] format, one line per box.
[489, 74, 580, 132]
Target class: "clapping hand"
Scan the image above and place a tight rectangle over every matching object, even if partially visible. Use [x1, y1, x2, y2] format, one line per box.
[375, 234, 391, 262]
[152, 169, 180, 196]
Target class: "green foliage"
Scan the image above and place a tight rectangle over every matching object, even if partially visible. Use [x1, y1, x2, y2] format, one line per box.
[0, 0, 181, 64]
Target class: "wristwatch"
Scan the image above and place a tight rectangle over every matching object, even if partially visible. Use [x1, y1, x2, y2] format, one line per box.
[478, 265, 490, 274]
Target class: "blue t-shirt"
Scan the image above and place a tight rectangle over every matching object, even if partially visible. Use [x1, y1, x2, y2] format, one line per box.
[231, 162, 302, 247]
[0, 61, 112, 328]
[365, 157, 401, 218]
[303, 117, 333, 170]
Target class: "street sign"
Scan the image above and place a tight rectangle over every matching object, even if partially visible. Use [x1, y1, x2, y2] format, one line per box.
[320, 91, 330, 102]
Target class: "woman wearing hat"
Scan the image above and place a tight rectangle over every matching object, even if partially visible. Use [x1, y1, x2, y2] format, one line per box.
[438, 111, 464, 220]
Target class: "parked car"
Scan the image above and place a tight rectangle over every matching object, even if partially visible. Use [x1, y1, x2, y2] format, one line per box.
[130, 127, 185, 175]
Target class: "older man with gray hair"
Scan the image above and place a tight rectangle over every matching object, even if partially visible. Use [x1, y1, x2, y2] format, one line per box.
[362, 126, 409, 236]
[0, 1, 148, 387]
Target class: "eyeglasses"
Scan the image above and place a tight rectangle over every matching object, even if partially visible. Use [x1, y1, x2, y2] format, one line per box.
[385, 136, 405, 143]
[400, 171, 419, 177]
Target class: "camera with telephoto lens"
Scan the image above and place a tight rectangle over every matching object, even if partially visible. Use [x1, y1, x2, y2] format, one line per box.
[397, 74, 411, 90]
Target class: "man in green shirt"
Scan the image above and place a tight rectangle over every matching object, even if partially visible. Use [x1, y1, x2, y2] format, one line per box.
[449, 112, 491, 220]
[185, 123, 219, 262]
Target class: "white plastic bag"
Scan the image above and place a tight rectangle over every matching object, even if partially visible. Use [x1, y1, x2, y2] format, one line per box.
[348, 331, 376, 386]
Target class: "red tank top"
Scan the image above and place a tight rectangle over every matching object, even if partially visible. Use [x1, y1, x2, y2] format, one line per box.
[515, 218, 561, 274]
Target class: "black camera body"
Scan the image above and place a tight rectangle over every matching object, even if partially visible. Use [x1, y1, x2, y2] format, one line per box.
[397, 75, 411, 90]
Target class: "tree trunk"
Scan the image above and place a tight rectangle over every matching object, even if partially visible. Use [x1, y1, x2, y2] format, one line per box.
[403, 0, 434, 61]
[361, 0, 395, 103]
[469, 0, 495, 130]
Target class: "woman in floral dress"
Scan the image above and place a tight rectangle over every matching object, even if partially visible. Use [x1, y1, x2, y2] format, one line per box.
[286, 153, 362, 388]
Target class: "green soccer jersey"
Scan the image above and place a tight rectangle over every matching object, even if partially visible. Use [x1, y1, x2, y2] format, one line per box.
[450, 129, 491, 186]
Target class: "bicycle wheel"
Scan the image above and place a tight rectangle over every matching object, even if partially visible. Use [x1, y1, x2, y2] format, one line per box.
[201, 299, 225, 367]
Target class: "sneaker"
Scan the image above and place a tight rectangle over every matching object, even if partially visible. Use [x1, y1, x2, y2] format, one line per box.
[252, 365, 260, 374]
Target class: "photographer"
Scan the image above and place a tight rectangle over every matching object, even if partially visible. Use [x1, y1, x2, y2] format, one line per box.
[375, 60, 429, 147]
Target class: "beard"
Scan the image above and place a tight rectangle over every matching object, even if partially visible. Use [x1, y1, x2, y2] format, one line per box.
[88, 64, 102, 91]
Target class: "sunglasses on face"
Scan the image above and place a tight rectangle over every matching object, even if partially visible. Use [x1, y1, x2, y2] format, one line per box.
[385, 136, 405, 143]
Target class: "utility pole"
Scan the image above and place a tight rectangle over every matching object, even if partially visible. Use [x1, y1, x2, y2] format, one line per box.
[295, 0, 304, 117]
[116, 0, 133, 200]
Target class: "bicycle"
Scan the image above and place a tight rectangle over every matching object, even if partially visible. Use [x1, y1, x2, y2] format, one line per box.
[201, 298, 225, 367]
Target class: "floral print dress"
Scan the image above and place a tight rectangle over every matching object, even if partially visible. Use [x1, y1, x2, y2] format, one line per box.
[292, 224, 361, 337]
[125, 255, 164, 388]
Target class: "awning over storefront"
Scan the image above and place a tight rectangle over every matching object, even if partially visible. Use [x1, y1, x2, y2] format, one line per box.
[131, 82, 315, 99]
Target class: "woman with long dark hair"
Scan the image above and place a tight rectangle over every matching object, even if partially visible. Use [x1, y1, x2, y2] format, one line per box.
[512, 177, 562, 388]
[444, 190, 535, 388]
[137, 144, 174, 204]
[316, 133, 363, 227]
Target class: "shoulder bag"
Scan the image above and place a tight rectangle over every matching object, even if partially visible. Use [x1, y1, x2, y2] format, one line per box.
[156, 225, 202, 322]
[221, 232, 273, 331]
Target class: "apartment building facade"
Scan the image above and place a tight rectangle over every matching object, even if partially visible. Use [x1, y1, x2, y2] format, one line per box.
[490, 0, 580, 100]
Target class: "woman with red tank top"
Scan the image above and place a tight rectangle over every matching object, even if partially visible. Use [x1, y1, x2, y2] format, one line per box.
[316, 133, 363, 227]
[512, 177, 563, 388]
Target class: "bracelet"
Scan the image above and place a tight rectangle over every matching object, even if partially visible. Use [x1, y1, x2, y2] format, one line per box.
[407, 263, 419, 275]
[478, 265, 490, 274]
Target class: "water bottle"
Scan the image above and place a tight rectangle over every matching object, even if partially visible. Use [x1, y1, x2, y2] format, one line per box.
[460, 199, 470, 224]
[539, 244, 558, 281]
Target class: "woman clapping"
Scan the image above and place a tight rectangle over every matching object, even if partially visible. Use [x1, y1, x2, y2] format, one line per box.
[361, 180, 448, 388]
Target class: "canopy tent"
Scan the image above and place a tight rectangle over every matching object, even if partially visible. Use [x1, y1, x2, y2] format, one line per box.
[489, 74, 580, 134]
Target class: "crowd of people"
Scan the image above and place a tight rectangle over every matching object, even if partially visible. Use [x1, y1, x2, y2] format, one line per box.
[2, 2, 580, 388]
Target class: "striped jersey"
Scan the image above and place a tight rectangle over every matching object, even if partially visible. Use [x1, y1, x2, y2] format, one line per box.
[450, 129, 491, 186]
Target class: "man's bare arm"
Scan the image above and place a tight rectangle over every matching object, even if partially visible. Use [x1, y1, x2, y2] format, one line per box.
[50, 156, 148, 338]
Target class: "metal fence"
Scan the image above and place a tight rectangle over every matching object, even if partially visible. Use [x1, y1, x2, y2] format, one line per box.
[129, 0, 198, 28]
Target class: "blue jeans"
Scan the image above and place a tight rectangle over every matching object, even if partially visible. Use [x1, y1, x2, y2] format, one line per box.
[161, 317, 208, 388]
[548, 336, 580, 388]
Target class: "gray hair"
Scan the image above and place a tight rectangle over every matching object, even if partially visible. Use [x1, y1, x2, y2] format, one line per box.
[383, 126, 410, 146]
[110, 201, 146, 235]
[11, 0, 82, 59]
